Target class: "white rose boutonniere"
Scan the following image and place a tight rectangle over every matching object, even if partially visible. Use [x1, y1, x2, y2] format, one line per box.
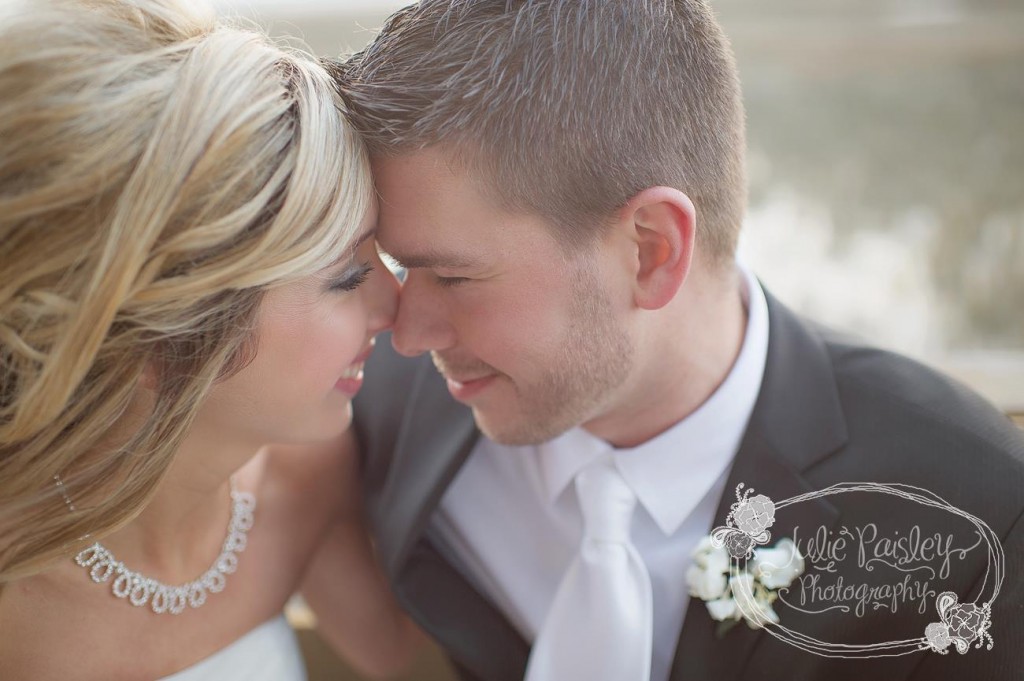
[687, 485, 805, 636]
[687, 536, 805, 636]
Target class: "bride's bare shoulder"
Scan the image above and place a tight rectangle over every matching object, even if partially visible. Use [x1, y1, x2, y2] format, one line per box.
[0, 570, 124, 680]
[0, 579, 44, 676]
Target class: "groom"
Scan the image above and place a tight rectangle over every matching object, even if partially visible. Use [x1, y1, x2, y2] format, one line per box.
[339, 2, 1024, 680]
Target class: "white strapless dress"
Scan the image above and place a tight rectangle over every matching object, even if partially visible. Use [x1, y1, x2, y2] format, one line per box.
[159, 615, 307, 680]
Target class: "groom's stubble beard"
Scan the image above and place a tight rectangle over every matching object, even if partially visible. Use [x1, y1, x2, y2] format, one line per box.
[433, 267, 634, 446]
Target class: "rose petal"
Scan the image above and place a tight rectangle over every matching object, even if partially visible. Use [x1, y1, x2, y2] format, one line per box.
[706, 598, 739, 621]
[686, 565, 705, 596]
[729, 574, 761, 623]
[753, 538, 805, 589]
[704, 545, 731, 575]
[692, 535, 716, 558]
[688, 564, 728, 600]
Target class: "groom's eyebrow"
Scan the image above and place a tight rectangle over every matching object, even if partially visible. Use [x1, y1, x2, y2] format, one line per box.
[382, 249, 479, 270]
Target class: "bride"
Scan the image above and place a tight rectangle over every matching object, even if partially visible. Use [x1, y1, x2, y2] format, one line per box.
[0, 0, 421, 678]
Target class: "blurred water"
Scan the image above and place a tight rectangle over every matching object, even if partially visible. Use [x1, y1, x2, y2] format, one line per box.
[722, 0, 1024, 358]
[215, 0, 1024, 406]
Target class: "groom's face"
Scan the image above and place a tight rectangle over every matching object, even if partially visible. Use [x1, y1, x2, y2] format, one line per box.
[373, 149, 634, 445]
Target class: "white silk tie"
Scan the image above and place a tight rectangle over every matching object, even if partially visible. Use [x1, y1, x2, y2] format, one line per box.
[525, 460, 653, 681]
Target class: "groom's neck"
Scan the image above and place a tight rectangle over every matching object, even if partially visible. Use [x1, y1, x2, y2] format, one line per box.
[583, 263, 748, 448]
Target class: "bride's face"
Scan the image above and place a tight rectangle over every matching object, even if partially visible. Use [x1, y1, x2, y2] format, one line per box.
[196, 209, 398, 447]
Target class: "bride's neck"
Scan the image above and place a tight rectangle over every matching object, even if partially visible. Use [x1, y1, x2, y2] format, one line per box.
[98, 417, 263, 582]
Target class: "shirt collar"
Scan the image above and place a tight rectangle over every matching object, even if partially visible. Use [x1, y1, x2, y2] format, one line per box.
[536, 263, 770, 536]
[536, 427, 613, 506]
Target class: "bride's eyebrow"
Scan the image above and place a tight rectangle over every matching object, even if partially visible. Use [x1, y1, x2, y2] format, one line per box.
[352, 228, 376, 250]
[327, 229, 378, 270]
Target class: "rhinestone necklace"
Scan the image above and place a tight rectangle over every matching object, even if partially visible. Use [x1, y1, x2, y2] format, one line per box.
[55, 475, 256, 615]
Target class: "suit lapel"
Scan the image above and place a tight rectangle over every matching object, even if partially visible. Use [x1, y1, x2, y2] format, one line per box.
[400, 539, 530, 681]
[370, 358, 479, 578]
[670, 291, 847, 681]
[375, 358, 530, 679]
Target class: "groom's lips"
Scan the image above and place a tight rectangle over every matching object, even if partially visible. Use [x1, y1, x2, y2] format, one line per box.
[444, 373, 497, 401]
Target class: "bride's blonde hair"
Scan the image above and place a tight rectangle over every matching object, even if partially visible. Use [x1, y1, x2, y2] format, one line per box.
[0, 0, 371, 581]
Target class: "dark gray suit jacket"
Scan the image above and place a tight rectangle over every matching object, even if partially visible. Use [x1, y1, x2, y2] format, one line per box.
[353, 290, 1024, 680]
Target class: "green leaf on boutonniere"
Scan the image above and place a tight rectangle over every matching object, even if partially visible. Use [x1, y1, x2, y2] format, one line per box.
[715, 618, 741, 639]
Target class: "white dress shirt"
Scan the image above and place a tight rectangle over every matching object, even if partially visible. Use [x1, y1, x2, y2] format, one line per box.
[431, 265, 769, 681]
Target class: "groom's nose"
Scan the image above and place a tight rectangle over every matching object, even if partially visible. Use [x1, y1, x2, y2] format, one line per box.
[391, 270, 457, 357]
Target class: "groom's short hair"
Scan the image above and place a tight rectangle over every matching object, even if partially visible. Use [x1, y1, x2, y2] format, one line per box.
[341, 0, 746, 263]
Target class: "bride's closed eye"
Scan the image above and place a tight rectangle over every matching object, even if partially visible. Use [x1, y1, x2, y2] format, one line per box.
[329, 262, 373, 292]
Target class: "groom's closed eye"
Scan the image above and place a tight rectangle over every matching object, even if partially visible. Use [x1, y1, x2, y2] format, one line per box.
[435, 275, 470, 288]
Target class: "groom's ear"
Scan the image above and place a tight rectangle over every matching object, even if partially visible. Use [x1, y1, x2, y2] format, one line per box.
[613, 186, 695, 310]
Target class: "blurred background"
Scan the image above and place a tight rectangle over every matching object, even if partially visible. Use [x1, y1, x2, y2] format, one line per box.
[211, 0, 1023, 677]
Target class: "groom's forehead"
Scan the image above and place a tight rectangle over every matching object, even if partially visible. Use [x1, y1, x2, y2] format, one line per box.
[372, 148, 469, 199]
[371, 150, 575, 272]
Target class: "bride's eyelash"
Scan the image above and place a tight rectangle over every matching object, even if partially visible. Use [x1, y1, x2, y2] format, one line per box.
[329, 262, 373, 292]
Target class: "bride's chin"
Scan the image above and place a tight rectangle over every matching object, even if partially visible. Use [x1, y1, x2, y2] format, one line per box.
[328, 402, 355, 435]
[338, 404, 354, 431]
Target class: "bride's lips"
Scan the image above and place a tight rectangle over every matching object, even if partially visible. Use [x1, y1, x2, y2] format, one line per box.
[334, 344, 375, 396]
[444, 374, 497, 401]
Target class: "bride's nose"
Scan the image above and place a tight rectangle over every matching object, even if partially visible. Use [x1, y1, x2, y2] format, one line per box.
[365, 254, 399, 335]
